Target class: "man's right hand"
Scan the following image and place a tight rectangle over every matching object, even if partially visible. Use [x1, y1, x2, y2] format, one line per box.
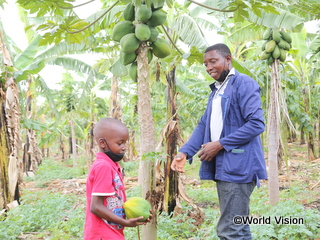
[171, 152, 187, 173]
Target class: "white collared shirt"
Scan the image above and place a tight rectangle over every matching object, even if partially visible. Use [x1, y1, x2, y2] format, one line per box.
[210, 68, 235, 141]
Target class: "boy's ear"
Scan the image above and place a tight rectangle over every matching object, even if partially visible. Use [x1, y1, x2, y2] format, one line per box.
[98, 138, 106, 149]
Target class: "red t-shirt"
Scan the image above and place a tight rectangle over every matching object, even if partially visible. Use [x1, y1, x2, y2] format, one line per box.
[84, 152, 127, 240]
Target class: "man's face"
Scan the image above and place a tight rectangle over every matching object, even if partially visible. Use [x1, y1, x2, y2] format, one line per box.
[204, 50, 230, 80]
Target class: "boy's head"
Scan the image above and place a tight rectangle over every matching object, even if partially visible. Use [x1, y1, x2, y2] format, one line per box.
[93, 118, 129, 162]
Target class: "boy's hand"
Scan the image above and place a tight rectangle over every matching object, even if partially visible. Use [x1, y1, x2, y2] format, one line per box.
[171, 152, 187, 173]
[125, 216, 146, 227]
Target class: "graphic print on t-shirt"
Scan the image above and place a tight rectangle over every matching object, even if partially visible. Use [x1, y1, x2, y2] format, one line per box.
[102, 173, 125, 229]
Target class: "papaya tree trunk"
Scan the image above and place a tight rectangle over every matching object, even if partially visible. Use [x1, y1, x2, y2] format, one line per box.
[136, 42, 157, 240]
[268, 59, 280, 205]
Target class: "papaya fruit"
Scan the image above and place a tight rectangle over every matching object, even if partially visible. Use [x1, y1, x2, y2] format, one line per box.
[148, 49, 153, 63]
[261, 41, 267, 51]
[263, 28, 272, 40]
[272, 29, 281, 43]
[272, 45, 280, 59]
[267, 56, 274, 65]
[279, 48, 286, 62]
[123, 197, 151, 221]
[147, 9, 167, 27]
[112, 21, 135, 42]
[280, 30, 292, 43]
[136, 4, 152, 22]
[259, 50, 270, 60]
[129, 62, 138, 81]
[151, 38, 171, 58]
[151, 0, 165, 10]
[148, 27, 159, 42]
[135, 23, 151, 41]
[123, 2, 135, 21]
[265, 40, 276, 53]
[278, 38, 288, 49]
[120, 51, 137, 66]
[120, 33, 140, 53]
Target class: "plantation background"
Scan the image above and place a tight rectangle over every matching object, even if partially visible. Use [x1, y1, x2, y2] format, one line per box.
[0, 0, 320, 239]
[0, 141, 319, 239]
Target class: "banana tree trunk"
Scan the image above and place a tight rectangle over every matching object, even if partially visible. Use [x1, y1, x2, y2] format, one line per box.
[70, 119, 77, 167]
[109, 76, 122, 120]
[164, 67, 178, 214]
[0, 29, 22, 209]
[136, 42, 157, 240]
[268, 59, 280, 205]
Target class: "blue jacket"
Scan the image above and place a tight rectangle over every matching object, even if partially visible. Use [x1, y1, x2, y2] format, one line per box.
[180, 70, 268, 186]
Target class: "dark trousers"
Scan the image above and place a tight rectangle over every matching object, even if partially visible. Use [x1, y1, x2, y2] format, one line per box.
[216, 180, 256, 240]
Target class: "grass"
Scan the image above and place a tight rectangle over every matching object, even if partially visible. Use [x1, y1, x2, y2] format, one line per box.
[1, 143, 319, 239]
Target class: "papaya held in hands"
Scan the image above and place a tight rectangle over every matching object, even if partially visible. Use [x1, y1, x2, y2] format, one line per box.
[123, 197, 151, 222]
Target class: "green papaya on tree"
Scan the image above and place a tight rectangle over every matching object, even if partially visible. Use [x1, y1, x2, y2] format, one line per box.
[123, 2, 135, 21]
[272, 45, 280, 59]
[112, 21, 135, 42]
[120, 33, 140, 53]
[272, 29, 281, 43]
[280, 30, 292, 43]
[265, 40, 276, 53]
[151, 38, 171, 58]
[267, 56, 274, 65]
[129, 62, 138, 81]
[259, 51, 271, 60]
[120, 51, 137, 66]
[263, 28, 272, 40]
[136, 4, 152, 22]
[148, 27, 159, 42]
[279, 48, 286, 62]
[135, 24, 151, 41]
[148, 49, 153, 63]
[147, 9, 167, 27]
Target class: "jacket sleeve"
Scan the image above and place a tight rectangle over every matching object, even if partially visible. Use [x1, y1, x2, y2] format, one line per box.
[219, 77, 265, 152]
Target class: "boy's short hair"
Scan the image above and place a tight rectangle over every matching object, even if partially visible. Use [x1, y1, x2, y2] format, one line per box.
[205, 43, 231, 57]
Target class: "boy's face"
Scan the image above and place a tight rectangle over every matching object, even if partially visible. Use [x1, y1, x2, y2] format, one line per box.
[99, 126, 129, 155]
[204, 50, 231, 80]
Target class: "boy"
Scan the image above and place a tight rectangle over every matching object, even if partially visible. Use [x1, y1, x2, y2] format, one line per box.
[84, 118, 149, 240]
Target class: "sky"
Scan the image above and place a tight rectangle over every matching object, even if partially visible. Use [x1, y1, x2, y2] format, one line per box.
[0, 1, 319, 90]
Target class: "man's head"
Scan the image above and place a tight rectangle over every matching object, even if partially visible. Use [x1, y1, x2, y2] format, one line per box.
[93, 118, 129, 161]
[204, 43, 232, 82]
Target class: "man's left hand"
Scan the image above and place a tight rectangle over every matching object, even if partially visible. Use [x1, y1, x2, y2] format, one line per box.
[198, 141, 224, 161]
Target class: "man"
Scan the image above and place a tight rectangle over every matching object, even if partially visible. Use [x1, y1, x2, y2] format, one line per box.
[171, 43, 267, 240]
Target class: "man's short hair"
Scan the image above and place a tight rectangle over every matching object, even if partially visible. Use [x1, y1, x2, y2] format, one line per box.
[205, 43, 231, 57]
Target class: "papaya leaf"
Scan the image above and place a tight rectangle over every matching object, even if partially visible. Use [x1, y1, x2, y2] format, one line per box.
[110, 59, 128, 77]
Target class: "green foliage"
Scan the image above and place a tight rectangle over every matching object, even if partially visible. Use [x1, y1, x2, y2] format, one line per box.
[0, 190, 85, 240]
[32, 157, 87, 184]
